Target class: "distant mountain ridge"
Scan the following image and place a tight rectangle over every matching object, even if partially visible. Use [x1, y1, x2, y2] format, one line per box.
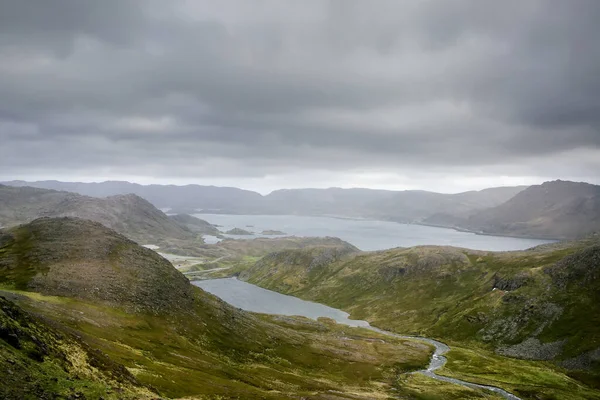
[5, 179, 599, 239]
[427, 180, 600, 239]
[3, 180, 263, 212]
[3, 179, 526, 220]
[0, 184, 193, 244]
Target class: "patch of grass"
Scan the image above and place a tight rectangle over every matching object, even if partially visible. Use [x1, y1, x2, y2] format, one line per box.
[0, 227, 49, 290]
[393, 373, 505, 399]
[0, 294, 154, 399]
[4, 287, 433, 399]
[439, 345, 600, 400]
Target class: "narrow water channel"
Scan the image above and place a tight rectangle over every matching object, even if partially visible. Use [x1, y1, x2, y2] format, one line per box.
[194, 278, 521, 400]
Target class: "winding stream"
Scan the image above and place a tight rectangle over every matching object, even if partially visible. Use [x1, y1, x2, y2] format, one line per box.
[194, 278, 521, 400]
[368, 328, 521, 400]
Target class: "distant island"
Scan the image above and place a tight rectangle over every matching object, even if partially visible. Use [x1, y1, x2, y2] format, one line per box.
[225, 227, 254, 235]
[261, 230, 287, 235]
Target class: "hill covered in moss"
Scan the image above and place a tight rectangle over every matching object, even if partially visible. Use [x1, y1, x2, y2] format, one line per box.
[240, 236, 600, 395]
[0, 217, 441, 399]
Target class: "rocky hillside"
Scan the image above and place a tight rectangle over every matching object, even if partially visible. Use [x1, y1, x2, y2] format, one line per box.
[460, 180, 600, 239]
[0, 184, 194, 244]
[0, 217, 436, 399]
[366, 186, 527, 223]
[0, 217, 195, 314]
[241, 236, 600, 386]
[168, 213, 222, 236]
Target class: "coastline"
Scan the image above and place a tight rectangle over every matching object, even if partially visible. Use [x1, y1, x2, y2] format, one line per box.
[412, 222, 563, 242]
[197, 211, 563, 242]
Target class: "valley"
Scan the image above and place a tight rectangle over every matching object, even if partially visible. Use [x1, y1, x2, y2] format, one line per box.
[0, 218, 436, 399]
[0, 181, 598, 399]
[234, 237, 600, 398]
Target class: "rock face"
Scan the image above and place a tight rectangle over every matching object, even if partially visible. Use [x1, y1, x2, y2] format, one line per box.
[0, 217, 195, 314]
[0, 184, 194, 244]
[497, 338, 566, 360]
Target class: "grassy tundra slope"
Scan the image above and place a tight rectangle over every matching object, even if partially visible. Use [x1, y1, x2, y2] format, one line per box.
[0, 217, 454, 399]
[240, 237, 600, 399]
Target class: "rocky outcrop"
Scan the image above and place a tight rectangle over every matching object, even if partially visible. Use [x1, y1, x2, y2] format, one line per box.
[545, 244, 600, 289]
[497, 338, 566, 360]
[492, 273, 531, 291]
[561, 347, 600, 370]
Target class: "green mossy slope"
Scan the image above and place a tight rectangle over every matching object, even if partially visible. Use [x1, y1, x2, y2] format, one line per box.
[240, 237, 600, 398]
[0, 217, 440, 399]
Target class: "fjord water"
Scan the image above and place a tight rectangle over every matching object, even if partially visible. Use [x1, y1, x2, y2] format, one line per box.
[194, 213, 553, 251]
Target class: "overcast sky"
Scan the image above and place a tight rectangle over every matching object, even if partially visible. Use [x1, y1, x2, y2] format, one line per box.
[1, 0, 599, 194]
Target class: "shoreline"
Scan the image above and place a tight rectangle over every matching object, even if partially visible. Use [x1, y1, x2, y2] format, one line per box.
[412, 222, 562, 242]
[194, 211, 563, 242]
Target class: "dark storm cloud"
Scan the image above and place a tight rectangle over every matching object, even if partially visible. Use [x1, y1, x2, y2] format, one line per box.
[1, 0, 599, 185]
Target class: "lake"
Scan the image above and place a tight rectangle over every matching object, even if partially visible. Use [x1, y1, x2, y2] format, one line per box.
[193, 213, 553, 251]
[194, 277, 521, 399]
[194, 277, 369, 327]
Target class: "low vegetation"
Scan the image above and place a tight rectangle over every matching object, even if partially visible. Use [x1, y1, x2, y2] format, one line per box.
[0, 217, 452, 399]
[239, 236, 600, 398]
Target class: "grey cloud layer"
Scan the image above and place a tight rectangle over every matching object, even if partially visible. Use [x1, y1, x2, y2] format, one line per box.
[1, 0, 599, 182]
